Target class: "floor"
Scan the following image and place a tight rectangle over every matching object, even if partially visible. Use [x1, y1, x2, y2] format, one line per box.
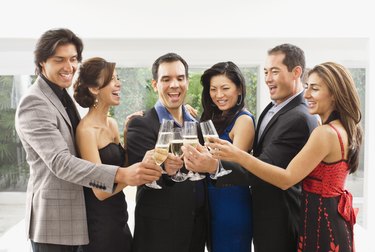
[0, 189, 373, 252]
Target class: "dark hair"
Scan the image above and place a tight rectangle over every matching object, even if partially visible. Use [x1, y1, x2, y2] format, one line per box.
[307, 62, 363, 173]
[73, 57, 116, 108]
[151, 53, 189, 80]
[268, 43, 305, 77]
[34, 28, 83, 75]
[200, 61, 246, 134]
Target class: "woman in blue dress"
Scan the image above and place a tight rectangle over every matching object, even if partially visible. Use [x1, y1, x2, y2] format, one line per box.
[200, 61, 255, 252]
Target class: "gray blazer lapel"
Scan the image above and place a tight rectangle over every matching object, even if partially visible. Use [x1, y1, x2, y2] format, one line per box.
[36, 77, 73, 130]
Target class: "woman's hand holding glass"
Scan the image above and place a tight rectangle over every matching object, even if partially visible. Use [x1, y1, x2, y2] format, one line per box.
[200, 120, 232, 178]
[181, 143, 219, 175]
[205, 136, 242, 163]
[182, 121, 205, 181]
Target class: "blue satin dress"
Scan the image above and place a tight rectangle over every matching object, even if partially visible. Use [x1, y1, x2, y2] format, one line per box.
[208, 110, 254, 252]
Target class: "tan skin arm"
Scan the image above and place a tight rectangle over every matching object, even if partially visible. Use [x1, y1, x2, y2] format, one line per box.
[77, 119, 162, 201]
[76, 124, 126, 200]
[230, 114, 255, 151]
[207, 124, 344, 190]
[182, 113, 255, 173]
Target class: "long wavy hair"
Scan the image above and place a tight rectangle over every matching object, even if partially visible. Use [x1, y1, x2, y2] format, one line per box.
[200, 61, 246, 135]
[307, 62, 363, 173]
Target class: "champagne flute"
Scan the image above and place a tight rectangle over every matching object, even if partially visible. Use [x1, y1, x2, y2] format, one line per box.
[183, 121, 205, 181]
[200, 120, 232, 178]
[170, 128, 188, 182]
[146, 119, 173, 189]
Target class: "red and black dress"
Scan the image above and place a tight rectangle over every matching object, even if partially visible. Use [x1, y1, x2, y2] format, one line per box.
[298, 124, 356, 252]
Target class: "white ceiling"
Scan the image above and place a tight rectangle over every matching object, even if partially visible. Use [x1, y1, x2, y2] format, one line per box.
[0, 0, 373, 39]
[0, 0, 372, 74]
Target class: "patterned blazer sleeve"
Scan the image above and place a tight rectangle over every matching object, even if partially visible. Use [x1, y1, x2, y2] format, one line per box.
[15, 91, 118, 193]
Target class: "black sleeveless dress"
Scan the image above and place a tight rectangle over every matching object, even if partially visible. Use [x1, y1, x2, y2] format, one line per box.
[82, 143, 132, 252]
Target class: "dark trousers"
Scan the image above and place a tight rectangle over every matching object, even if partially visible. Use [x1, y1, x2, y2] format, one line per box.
[30, 240, 81, 252]
[189, 209, 208, 252]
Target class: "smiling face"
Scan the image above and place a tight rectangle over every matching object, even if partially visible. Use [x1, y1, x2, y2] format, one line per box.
[97, 69, 121, 107]
[152, 61, 188, 111]
[40, 43, 78, 89]
[304, 72, 335, 122]
[209, 74, 240, 113]
[264, 53, 301, 104]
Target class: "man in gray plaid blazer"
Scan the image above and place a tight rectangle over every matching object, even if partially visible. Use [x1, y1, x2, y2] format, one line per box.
[15, 28, 162, 252]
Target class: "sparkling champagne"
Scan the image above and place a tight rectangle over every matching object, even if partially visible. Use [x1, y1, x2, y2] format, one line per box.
[183, 135, 199, 147]
[154, 144, 169, 165]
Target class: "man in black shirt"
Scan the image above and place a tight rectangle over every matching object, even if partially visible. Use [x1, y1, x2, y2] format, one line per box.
[15, 28, 161, 252]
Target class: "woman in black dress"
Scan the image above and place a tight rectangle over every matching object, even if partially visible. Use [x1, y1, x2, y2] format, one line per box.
[74, 57, 160, 252]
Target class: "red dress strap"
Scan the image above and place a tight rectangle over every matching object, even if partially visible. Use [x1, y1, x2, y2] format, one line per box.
[328, 123, 345, 160]
[326, 124, 356, 226]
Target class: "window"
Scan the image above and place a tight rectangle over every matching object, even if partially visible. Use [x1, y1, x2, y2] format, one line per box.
[346, 67, 366, 225]
[0, 75, 29, 192]
[114, 67, 258, 134]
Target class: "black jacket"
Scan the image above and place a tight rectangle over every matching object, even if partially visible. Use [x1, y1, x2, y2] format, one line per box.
[126, 108, 208, 252]
[217, 92, 318, 252]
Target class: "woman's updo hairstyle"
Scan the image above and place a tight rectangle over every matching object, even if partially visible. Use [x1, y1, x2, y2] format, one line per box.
[74, 57, 116, 108]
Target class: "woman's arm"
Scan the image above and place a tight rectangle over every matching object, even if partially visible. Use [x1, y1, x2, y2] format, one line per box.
[76, 124, 126, 200]
[208, 126, 332, 190]
[231, 114, 255, 151]
[181, 115, 255, 176]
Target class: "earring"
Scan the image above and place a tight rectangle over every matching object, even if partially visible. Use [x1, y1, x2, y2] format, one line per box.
[236, 94, 243, 106]
[93, 98, 99, 109]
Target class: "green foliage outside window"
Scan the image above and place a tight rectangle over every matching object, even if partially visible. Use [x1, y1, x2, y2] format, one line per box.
[0, 76, 28, 191]
[0, 76, 15, 161]
[185, 71, 204, 115]
[114, 67, 258, 134]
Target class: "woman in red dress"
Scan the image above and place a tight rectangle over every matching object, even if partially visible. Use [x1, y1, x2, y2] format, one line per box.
[205, 62, 362, 252]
